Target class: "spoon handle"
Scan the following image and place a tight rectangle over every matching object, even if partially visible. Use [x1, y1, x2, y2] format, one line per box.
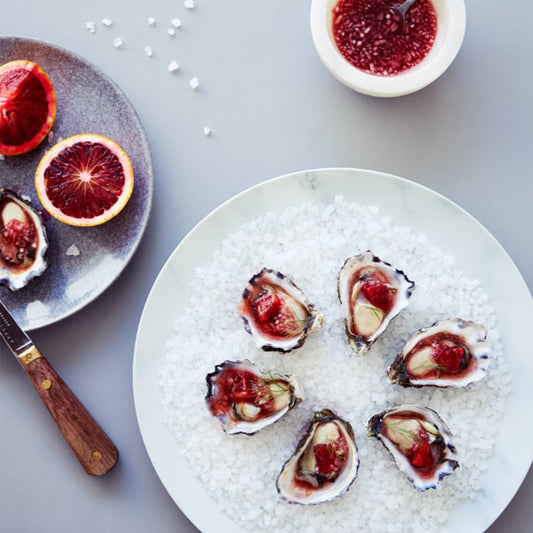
[20, 349, 119, 476]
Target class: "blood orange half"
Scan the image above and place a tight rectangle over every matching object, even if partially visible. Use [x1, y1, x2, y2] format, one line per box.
[35, 134, 134, 227]
[0, 60, 56, 156]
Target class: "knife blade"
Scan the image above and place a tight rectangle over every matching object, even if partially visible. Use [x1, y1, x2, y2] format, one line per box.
[0, 300, 118, 476]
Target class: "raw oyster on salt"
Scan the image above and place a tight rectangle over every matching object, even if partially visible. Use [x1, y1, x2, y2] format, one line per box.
[367, 404, 459, 491]
[239, 268, 325, 352]
[338, 251, 414, 355]
[0, 189, 48, 290]
[277, 409, 359, 505]
[387, 318, 490, 388]
[205, 359, 303, 435]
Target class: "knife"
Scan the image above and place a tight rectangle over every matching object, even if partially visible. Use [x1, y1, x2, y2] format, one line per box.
[0, 300, 118, 476]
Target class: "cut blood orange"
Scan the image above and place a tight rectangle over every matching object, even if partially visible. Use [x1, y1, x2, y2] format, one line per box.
[35, 134, 134, 227]
[0, 60, 56, 156]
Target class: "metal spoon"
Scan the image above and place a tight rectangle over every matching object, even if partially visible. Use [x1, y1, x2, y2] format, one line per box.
[385, 0, 419, 35]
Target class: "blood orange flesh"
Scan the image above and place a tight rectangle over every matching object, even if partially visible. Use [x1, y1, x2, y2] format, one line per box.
[35, 134, 134, 227]
[0, 60, 56, 156]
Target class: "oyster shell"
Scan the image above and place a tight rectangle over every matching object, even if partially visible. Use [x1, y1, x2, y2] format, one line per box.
[205, 359, 303, 435]
[0, 189, 48, 290]
[338, 251, 414, 355]
[239, 268, 325, 353]
[387, 318, 490, 388]
[367, 404, 458, 491]
[276, 409, 359, 505]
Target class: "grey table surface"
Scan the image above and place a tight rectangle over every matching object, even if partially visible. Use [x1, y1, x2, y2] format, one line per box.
[0, 1, 531, 532]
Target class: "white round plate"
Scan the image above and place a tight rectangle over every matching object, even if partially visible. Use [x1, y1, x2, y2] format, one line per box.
[133, 168, 532, 533]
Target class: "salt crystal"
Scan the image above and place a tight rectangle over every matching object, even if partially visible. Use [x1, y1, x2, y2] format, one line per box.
[184, 0, 195, 9]
[113, 37, 123, 48]
[144, 46, 153, 57]
[48, 131, 54, 143]
[147, 17, 156, 26]
[66, 245, 80, 257]
[85, 22, 96, 33]
[168, 60, 180, 73]
[102, 18, 113, 27]
[203, 126, 211, 136]
[167, 28, 176, 37]
[189, 77, 200, 90]
[171, 18, 182, 28]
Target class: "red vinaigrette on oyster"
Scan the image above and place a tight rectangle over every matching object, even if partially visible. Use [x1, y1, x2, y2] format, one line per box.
[205, 360, 303, 435]
[338, 251, 414, 355]
[277, 409, 359, 505]
[387, 318, 490, 388]
[239, 268, 325, 352]
[367, 405, 458, 491]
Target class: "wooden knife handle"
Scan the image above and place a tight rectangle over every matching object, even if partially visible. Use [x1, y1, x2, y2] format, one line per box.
[18, 347, 118, 476]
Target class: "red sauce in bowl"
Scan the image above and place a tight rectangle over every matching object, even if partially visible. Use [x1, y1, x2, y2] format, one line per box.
[332, 0, 438, 76]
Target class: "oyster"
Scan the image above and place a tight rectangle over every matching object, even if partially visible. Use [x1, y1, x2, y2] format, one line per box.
[387, 318, 490, 388]
[239, 268, 325, 352]
[367, 404, 458, 491]
[338, 251, 414, 355]
[0, 189, 48, 290]
[276, 409, 359, 505]
[205, 359, 303, 435]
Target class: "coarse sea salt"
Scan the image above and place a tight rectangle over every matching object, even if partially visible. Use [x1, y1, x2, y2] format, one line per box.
[160, 198, 511, 533]
[168, 60, 180, 73]
[144, 46, 153, 58]
[171, 18, 182, 28]
[113, 37, 123, 48]
[102, 18, 113, 27]
[147, 17, 156, 27]
[189, 77, 200, 90]
[167, 28, 176, 37]
[184, 0, 195, 9]
[86, 21, 96, 33]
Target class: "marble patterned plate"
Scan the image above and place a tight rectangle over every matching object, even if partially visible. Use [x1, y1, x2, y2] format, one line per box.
[133, 169, 532, 533]
[0, 37, 153, 330]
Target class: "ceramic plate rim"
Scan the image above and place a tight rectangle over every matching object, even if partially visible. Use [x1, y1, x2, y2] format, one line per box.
[133, 168, 532, 533]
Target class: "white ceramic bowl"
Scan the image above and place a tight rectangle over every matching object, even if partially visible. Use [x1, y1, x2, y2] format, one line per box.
[310, 0, 466, 97]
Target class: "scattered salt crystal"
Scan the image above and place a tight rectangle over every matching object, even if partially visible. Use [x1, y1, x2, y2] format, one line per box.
[66, 245, 80, 257]
[113, 37, 123, 48]
[171, 18, 182, 28]
[189, 77, 200, 90]
[0, 154, 5, 161]
[102, 18, 113, 27]
[147, 16, 156, 26]
[167, 28, 176, 37]
[85, 22, 96, 33]
[144, 46, 153, 57]
[184, 0, 195, 9]
[203, 126, 211, 137]
[47, 131, 54, 143]
[168, 60, 180, 73]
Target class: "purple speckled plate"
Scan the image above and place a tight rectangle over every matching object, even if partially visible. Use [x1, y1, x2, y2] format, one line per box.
[0, 37, 153, 330]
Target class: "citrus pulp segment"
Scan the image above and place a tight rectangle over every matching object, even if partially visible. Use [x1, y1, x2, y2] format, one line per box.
[35, 134, 134, 227]
[0, 60, 56, 156]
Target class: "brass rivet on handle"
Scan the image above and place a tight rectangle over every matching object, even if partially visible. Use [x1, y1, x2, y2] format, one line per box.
[92, 451, 102, 460]
[41, 379, 52, 390]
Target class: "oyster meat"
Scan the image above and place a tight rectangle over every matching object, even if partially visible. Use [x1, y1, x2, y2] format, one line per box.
[205, 359, 303, 435]
[276, 409, 359, 505]
[0, 189, 48, 290]
[338, 251, 414, 355]
[239, 268, 325, 352]
[367, 404, 458, 491]
[387, 318, 490, 388]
